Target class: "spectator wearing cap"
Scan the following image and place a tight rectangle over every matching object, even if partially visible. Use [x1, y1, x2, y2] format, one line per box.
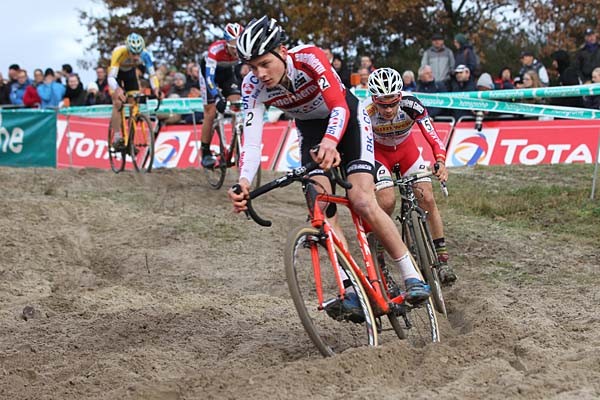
[449, 64, 477, 119]
[85, 81, 110, 106]
[574, 28, 600, 83]
[37, 68, 66, 109]
[453, 33, 479, 77]
[493, 67, 515, 90]
[513, 75, 524, 89]
[550, 50, 583, 108]
[519, 50, 549, 86]
[416, 64, 447, 118]
[476, 73, 494, 91]
[421, 32, 455, 84]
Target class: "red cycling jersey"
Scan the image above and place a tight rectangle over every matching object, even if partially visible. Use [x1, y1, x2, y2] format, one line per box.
[204, 39, 239, 93]
[365, 94, 446, 176]
[239, 45, 350, 182]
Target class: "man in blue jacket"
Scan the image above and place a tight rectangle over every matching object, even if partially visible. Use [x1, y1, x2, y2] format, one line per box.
[37, 68, 66, 109]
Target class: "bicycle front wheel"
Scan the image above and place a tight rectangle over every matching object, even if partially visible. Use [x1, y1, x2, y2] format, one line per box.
[129, 114, 155, 173]
[204, 125, 227, 189]
[284, 226, 378, 357]
[108, 122, 125, 173]
[410, 210, 447, 317]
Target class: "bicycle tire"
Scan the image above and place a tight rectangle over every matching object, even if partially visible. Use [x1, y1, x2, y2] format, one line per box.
[284, 226, 378, 357]
[366, 233, 406, 340]
[235, 130, 261, 190]
[204, 125, 227, 189]
[130, 114, 155, 173]
[107, 122, 125, 173]
[368, 233, 440, 346]
[410, 210, 447, 317]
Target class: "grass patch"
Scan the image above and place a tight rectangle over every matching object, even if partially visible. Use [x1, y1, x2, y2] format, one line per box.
[442, 164, 600, 242]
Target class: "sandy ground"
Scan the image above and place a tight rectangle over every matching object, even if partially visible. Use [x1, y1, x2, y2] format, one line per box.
[1, 167, 599, 400]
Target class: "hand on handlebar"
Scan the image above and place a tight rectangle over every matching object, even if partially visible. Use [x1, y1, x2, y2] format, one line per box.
[433, 161, 448, 183]
[228, 178, 251, 213]
[311, 137, 340, 171]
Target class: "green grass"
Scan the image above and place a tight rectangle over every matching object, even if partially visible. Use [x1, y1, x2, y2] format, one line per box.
[441, 164, 600, 242]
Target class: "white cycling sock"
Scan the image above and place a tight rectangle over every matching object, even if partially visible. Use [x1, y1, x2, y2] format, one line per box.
[113, 131, 122, 140]
[394, 253, 420, 281]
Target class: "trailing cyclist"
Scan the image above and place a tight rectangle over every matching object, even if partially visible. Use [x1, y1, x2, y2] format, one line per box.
[366, 67, 457, 285]
[199, 22, 244, 168]
[108, 33, 162, 150]
[227, 16, 431, 319]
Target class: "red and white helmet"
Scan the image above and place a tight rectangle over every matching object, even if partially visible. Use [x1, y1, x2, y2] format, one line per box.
[224, 22, 243, 41]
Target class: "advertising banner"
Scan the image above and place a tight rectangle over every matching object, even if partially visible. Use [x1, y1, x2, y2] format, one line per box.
[447, 120, 600, 167]
[0, 110, 56, 167]
[56, 116, 290, 170]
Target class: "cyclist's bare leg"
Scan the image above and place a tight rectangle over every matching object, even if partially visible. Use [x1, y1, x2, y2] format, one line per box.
[110, 88, 126, 147]
[375, 186, 396, 216]
[345, 172, 430, 301]
[414, 181, 443, 239]
[414, 180, 456, 283]
[201, 103, 217, 144]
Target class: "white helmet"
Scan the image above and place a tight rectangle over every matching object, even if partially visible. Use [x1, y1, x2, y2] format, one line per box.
[236, 16, 287, 62]
[368, 67, 403, 99]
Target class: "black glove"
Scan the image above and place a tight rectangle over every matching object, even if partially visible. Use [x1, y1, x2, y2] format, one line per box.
[215, 96, 227, 114]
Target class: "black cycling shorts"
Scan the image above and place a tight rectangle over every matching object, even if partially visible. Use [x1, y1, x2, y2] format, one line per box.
[296, 90, 375, 178]
[200, 61, 242, 104]
[116, 68, 139, 93]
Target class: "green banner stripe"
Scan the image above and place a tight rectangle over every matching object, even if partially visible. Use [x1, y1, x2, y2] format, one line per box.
[434, 83, 600, 100]
[415, 93, 600, 120]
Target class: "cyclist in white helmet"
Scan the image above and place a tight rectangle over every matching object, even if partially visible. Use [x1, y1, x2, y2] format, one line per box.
[107, 33, 162, 150]
[228, 16, 431, 318]
[199, 22, 244, 168]
[366, 67, 457, 285]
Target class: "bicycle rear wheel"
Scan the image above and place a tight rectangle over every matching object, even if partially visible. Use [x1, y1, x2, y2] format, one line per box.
[107, 122, 125, 173]
[410, 210, 447, 317]
[367, 233, 406, 340]
[204, 125, 227, 189]
[369, 234, 440, 347]
[285, 226, 378, 357]
[130, 114, 155, 173]
[235, 130, 261, 190]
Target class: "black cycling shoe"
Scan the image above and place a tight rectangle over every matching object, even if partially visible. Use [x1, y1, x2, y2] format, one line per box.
[324, 292, 365, 323]
[111, 137, 125, 152]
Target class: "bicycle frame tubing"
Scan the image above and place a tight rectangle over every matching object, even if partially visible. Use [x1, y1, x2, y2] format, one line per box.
[303, 182, 405, 316]
[213, 101, 244, 167]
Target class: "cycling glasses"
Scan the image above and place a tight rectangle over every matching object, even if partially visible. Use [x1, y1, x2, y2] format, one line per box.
[374, 98, 400, 109]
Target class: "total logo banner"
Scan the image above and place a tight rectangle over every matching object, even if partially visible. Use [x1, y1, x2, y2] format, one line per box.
[56, 116, 289, 170]
[446, 120, 600, 167]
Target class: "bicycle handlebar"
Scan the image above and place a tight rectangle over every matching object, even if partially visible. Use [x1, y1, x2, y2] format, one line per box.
[234, 153, 353, 227]
[394, 162, 449, 197]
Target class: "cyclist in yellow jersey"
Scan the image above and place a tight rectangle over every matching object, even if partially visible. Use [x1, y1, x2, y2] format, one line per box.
[108, 33, 162, 150]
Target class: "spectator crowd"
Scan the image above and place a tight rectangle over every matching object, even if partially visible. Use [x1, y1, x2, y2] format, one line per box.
[2, 27, 599, 121]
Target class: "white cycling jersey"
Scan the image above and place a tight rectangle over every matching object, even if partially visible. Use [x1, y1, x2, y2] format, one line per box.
[239, 45, 349, 182]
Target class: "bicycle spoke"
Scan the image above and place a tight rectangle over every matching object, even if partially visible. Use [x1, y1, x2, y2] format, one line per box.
[130, 114, 154, 173]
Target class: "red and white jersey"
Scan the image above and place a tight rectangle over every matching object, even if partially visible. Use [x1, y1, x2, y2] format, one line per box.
[239, 45, 349, 182]
[364, 93, 446, 163]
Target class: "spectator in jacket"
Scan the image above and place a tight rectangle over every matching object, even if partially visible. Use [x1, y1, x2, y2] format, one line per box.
[519, 50, 549, 86]
[359, 55, 375, 73]
[421, 32, 455, 84]
[574, 28, 600, 83]
[521, 70, 545, 104]
[33, 69, 44, 87]
[453, 33, 478, 77]
[37, 68, 66, 109]
[7, 64, 20, 86]
[449, 64, 477, 119]
[9, 69, 32, 106]
[332, 54, 352, 88]
[23, 83, 41, 107]
[550, 50, 583, 108]
[402, 70, 417, 92]
[0, 72, 11, 105]
[95, 66, 111, 102]
[583, 67, 600, 109]
[64, 74, 86, 107]
[85, 82, 110, 106]
[416, 64, 447, 118]
[494, 67, 515, 89]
